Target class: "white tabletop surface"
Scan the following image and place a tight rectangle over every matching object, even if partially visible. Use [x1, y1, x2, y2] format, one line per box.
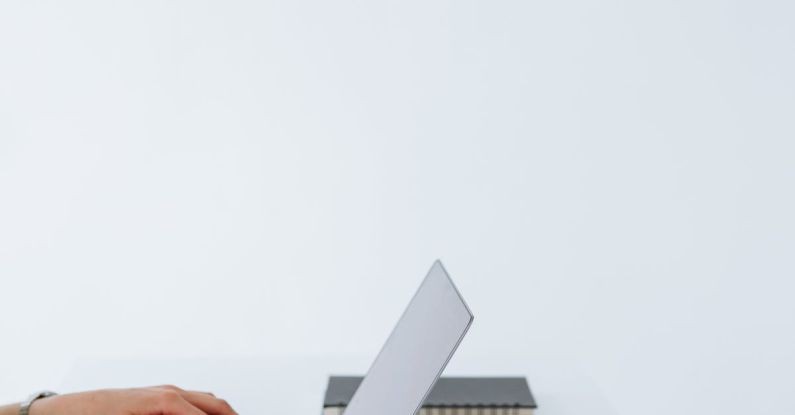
[61, 355, 616, 415]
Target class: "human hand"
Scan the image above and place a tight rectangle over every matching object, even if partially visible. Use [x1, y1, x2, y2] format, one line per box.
[29, 386, 237, 415]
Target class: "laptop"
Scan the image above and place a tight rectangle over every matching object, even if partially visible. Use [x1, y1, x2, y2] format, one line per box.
[342, 260, 474, 415]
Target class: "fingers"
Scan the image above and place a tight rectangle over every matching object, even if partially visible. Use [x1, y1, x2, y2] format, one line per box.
[150, 386, 235, 415]
[155, 390, 207, 415]
[178, 392, 236, 415]
[155, 385, 215, 397]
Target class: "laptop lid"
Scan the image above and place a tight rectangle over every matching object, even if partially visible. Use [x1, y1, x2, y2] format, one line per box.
[343, 260, 474, 415]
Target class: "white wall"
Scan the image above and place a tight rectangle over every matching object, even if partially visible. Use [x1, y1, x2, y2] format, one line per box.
[1, 1, 793, 414]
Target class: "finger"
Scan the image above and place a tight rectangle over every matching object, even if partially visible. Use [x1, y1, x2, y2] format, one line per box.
[188, 390, 215, 397]
[178, 391, 236, 415]
[156, 390, 208, 415]
[153, 385, 182, 392]
[152, 386, 215, 397]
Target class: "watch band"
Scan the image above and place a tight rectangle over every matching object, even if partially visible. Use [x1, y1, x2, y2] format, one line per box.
[19, 391, 57, 415]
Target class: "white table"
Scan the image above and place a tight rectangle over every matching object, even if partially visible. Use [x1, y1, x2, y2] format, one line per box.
[62, 355, 616, 415]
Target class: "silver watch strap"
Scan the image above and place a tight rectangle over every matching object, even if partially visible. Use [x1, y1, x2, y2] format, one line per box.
[19, 391, 57, 415]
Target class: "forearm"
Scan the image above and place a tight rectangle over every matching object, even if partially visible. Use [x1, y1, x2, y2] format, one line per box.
[0, 386, 235, 415]
[0, 403, 18, 415]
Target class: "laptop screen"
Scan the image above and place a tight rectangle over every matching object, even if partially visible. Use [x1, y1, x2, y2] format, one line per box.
[343, 260, 474, 415]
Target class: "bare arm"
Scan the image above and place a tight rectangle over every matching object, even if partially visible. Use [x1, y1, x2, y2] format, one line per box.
[0, 403, 18, 415]
[1, 386, 235, 415]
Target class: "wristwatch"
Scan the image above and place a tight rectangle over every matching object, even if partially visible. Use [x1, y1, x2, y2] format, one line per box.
[19, 391, 57, 415]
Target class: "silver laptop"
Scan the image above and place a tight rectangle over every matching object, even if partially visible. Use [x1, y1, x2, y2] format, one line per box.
[343, 260, 474, 415]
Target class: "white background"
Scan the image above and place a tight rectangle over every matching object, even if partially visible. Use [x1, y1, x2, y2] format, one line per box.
[1, 1, 793, 414]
